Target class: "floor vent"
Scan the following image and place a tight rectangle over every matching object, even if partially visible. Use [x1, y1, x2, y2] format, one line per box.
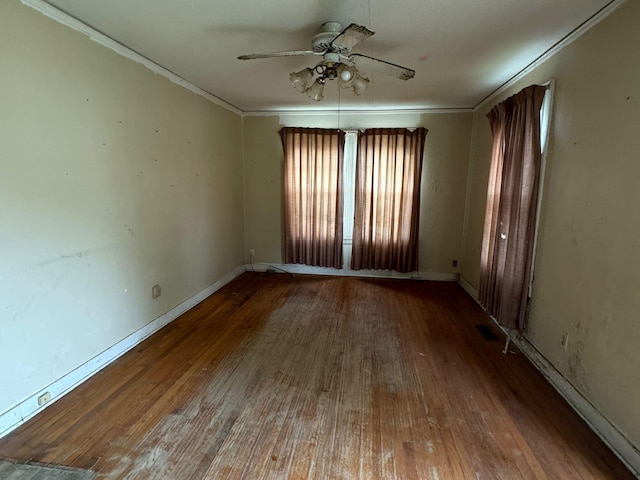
[475, 324, 499, 341]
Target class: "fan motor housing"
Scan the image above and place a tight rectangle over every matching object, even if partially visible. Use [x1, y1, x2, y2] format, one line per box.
[312, 21, 342, 52]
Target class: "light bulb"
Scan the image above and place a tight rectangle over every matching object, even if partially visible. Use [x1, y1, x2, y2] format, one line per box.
[337, 64, 357, 88]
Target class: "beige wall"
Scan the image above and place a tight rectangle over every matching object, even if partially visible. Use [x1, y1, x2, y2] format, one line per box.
[0, 1, 243, 416]
[242, 112, 473, 275]
[460, 1, 640, 448]
[4, 0, 638, 460]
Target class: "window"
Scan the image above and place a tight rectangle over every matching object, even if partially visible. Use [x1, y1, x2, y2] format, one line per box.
[281, 127, 427, 273]
[528, 79, 555, 297]
[351, 128, 427, 272]
[479, 84, 547, 331]
[280, 127, 345, 269]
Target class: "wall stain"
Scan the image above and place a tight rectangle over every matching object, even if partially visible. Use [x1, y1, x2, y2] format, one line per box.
[567, 339, 586, 389]
[566, 318, 588, 391]
[33, 245, 113, 267]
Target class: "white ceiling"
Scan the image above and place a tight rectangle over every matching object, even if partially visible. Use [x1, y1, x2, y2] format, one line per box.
[40, 0, 615, 112]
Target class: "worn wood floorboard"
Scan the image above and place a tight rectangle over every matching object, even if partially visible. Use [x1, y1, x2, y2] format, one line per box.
[0, 273, 633, 479]
[0, 458, 96, 479]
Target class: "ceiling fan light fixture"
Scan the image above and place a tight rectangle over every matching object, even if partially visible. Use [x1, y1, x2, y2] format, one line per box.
[239, 21, 415, 103]
[306, 79, 325, 101]
[289, 68, 314, 93]
[351, 73, 370, 96]
[337, 64, 357, 87]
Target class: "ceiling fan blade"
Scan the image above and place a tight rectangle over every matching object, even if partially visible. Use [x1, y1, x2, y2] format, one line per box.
[330, 24, 374, 54]
[237, 50, 320, 60]
[348, 54, 415, 80]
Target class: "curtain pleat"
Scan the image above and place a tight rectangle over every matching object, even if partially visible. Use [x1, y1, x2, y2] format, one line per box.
[479, 85, 546, 331]
[351, 128, 427, 273]
[281, 127, 344, 269]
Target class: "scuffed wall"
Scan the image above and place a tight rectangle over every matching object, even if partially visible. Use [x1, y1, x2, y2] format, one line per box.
[460, 0, 640, 449]
[0, 0, 243, 418]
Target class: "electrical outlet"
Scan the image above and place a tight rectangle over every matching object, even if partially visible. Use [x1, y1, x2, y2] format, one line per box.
[249, 249, 255, 257]
[452, 259, 458, 267]
[152, 284, 162, 299]
[38, 392, 51, 406]
[560, 332, 569, 350]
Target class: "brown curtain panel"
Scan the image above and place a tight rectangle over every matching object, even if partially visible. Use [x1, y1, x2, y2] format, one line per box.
[351, 128, 427, 273]
[280, 127, 345, 269]
[479, 85, 546, 331]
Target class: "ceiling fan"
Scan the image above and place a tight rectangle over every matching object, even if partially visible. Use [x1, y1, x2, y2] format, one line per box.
[237, 22, 415, 101]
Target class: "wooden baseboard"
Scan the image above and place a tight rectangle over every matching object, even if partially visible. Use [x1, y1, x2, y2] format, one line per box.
[0, 266, 245, 438]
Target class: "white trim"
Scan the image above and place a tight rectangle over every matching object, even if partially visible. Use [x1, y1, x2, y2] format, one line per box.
[457, 278, 640, 477]
[20, 0, 625, 117]
[528, 79, 556, 298]
[0, 266, 245, 439]
[458, 275, 479, 300]
[473, 0, 627, 112]
[243, 108, 473, 117]
[20, 0, 242, 116]
[507, 331, 640, 477]
[342, 131, 358, 268]
[246, 262, 458, 281]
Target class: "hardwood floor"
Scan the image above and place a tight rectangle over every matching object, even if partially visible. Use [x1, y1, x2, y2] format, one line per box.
[0, 273, 633, 479]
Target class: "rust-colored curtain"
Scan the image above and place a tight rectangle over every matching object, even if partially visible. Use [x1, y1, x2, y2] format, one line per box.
[479, 85, 546, 331]
[281, 127, 345, 268]
[351, 128, 427, 272]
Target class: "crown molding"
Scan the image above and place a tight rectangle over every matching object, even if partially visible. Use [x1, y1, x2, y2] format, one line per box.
[473, 0, 627, 112]
[21, 0, 626, 117]
[21, 0, 243, 116]
[243, 107, 473, 117]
